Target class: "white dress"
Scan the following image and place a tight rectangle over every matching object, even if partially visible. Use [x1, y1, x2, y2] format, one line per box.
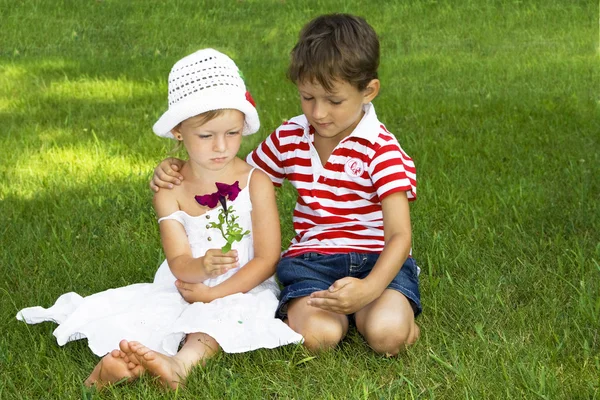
[17, 170, 303, 356]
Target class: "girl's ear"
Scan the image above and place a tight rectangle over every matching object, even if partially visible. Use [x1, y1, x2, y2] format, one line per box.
[171, 125, 183, 141]
[362, 79, 380, 104]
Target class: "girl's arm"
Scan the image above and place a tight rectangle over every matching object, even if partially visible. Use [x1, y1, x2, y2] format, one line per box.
[154, 189, 237, 283]
[307, 191, 412, 314]
[176, 170, 281, 302]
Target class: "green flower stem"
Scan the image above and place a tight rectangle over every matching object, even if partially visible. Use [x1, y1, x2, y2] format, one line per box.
[209, 206, 249, 253]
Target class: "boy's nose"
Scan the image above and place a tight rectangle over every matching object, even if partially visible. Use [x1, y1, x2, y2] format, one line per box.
[311, 101, 327, 120]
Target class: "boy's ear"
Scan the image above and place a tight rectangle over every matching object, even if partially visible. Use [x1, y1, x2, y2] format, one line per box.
[362, 79, 380, 104]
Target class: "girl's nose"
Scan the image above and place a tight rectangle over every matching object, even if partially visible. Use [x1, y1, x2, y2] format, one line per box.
[213, 135, 226, 152]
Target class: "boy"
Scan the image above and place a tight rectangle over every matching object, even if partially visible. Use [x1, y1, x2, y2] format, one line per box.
[152, 14, 421, 356]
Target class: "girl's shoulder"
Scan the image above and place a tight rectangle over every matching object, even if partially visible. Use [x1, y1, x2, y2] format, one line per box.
[248, 167, 271, 187]
[248, 168, 275, 202]
[152, 184, 183, 219]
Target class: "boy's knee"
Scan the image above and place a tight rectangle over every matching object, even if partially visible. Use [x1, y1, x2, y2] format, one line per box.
[364, 322, 418, 356]
[290, 314, 346, 352]
[302, 324, 344, 352]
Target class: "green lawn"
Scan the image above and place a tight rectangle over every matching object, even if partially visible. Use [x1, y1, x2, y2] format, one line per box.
[1, 0, 598, 398]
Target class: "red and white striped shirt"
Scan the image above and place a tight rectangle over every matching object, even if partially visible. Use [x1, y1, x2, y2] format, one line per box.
[247, 104, 416, 258]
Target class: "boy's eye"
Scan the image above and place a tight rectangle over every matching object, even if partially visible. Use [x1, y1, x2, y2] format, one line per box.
[329, 100, 343, 105]
[198, 134, 212, 139]
[227, 131, 241, 136]
[301, 95, 314, 101]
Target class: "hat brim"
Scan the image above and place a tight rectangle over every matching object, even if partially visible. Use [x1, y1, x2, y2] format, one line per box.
[153, 93, 259, 139]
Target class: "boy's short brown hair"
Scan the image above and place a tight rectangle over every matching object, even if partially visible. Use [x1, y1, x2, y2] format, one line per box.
[288, 13, 380, 92]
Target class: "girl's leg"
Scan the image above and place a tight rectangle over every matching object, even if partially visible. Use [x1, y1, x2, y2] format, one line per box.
[84, 348, 144, 388]
[354, 289, 419, 356]
[286, 296, 349, 352]
[124, 333, 219, 389]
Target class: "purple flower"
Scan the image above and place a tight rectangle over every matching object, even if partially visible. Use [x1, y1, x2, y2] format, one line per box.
[194, 192, 220, 208]
[194, 181, 249, 253]
[215, 181, 241, 201]
[195, 181, 241, 209]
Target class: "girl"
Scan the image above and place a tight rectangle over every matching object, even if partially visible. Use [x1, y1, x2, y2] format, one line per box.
[17, 48, 303, 389]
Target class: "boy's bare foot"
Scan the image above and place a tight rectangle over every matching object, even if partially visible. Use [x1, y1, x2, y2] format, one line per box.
[84, 349, 144, 388]
[129, 341, 188, 390]
[408, 323, 420, 345]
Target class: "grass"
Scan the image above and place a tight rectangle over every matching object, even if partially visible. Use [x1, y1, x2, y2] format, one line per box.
[1, 0, 599, 398]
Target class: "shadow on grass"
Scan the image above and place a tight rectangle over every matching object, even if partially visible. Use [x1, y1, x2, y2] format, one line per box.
[1, 177, 159, 304]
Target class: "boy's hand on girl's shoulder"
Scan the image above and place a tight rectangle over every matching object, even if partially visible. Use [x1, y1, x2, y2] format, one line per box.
[175, 280, 213, 303]
[149, 157, 186, 192]
[307, 277, 376, 315]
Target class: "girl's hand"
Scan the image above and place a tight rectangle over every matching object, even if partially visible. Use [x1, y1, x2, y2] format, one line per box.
[175, 280, 213, 303]
[202, 249, 239, 278]
[150, 157, 186, 192]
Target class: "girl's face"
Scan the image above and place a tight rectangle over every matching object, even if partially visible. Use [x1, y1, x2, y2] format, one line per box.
[177, 109, 245, 171]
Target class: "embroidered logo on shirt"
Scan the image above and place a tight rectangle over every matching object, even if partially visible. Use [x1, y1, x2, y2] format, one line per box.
[345, 158, 364, 178]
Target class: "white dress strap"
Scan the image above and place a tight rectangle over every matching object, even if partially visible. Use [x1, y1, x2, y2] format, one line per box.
[245, 168, 256, 190]
[158, 211, 185, 225]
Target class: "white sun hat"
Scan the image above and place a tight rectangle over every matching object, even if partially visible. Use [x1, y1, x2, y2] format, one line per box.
[153, 48, 260, 138]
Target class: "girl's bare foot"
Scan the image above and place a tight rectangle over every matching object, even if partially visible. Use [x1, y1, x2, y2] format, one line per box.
[129, 341, 188, 390]
[119, 339, 146, 371]
[84, 349, 144, 388]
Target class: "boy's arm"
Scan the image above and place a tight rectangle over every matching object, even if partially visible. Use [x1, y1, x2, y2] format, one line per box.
[154, 190, 238, 283]
[176, 170, 281, 302]
[308, 191, 412, 314]
[149, 157, 186, 192]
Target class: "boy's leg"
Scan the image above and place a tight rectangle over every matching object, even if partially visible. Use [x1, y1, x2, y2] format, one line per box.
[277, 253, 350, 352]
[287, 296, 349, 352]
[354, 289, 419, 356]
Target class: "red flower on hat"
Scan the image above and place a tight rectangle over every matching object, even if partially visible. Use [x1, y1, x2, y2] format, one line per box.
[245, 91, 256, 108]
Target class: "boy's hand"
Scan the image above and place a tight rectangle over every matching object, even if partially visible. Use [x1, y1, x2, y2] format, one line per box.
[307, 277, 377, 314]
[150, 157, 185, 192]
[175, 280, 213, 303]
[202, 249, 239, 278]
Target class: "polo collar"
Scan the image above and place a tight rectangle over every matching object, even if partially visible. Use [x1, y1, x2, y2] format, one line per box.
[288, 103, 381, 144]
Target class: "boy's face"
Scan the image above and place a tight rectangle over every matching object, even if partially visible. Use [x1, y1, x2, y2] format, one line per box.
[297, 78, 379, 142]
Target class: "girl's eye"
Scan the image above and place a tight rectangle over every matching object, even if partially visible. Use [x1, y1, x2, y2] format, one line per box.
[301, 96, 314, 101]
[227, 131, 241, 136]
[198, 135, 212, 139]
[330, 100, 343, 105]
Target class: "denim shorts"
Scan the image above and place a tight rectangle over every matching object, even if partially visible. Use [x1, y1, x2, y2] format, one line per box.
[276, 252, 422, 319]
